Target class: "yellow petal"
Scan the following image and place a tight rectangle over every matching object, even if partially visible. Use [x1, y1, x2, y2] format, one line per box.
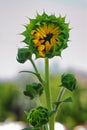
[45, 41, 51, 51]
[43, 24, 48, 33]
[50, 37, 56, 46]
[34, 32, 41, 38]
[39, 39, 45, 44]
[53, 35, 59, 42]
[39, 51, 45, 57]
[38, 45, 45, 51]
[38, 29, 46, 38]
[47, 24, 54, 33]
[31, 30, 37, 35]
[33, 39, 41, 46]
[51, 27, 59, 34]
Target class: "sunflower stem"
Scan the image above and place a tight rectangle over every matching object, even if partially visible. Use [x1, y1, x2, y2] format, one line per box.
[40, 125, 44, 130]
[44, 57, 54, 130]
[55, 87, 66, 110]
[30, 59, 43, 83]
[31, 59, 39, 74]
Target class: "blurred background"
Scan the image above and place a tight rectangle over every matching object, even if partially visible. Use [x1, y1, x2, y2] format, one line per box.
[0, 0, 87, 130]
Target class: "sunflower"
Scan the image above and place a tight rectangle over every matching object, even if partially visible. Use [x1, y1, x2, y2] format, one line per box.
[21, 12, 70, 58]
[31, 24, 60, 57]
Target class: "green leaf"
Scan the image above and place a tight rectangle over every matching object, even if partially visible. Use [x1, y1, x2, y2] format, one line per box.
[53, 97, 72, 106]
[63, 97, 72, 102]
[19, 70, 43, 83]
[19, 70, 39, 77]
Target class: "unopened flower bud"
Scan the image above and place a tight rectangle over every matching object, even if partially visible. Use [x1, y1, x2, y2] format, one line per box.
[17, 48, 32, 63]
[27, 106, 49, 127]
[61, 73, 77, 91]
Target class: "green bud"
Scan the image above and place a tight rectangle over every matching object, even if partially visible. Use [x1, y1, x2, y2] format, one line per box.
[24, 83, 43, 99]
[17, 48, 32, 63]
[61, 73, 77, 91]
[27, 106, 49, 127]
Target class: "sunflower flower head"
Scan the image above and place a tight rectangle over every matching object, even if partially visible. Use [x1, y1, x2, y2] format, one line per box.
[22, 12, 70, 58]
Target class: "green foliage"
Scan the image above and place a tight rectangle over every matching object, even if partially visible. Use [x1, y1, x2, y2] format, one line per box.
[0, 73, 87, 130]
[0, 83, 20, 121]
[39, 74, 87, 129]
[55, 85, 87, 129]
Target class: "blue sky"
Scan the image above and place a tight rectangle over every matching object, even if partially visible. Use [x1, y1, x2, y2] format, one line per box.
[0, 0, 87, 79]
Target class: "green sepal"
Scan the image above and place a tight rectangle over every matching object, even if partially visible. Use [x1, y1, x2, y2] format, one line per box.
[24, 82, 43, 99]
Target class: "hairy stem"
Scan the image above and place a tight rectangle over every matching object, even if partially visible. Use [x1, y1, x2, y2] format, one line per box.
[44, 57, 54, 130]
[56, 87, 66, 110]
[30, 59, 39, 74]
[30, 59, 43, 83]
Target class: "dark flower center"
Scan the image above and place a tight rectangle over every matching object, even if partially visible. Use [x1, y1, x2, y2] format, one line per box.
[44, 33, 53, 42]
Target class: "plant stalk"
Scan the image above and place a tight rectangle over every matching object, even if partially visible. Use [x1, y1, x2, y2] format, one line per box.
[31, 59, 39, 74]
[55, 87, 66, 110]
[44, 57, 54, 130]
[30, 59, 43, 83]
